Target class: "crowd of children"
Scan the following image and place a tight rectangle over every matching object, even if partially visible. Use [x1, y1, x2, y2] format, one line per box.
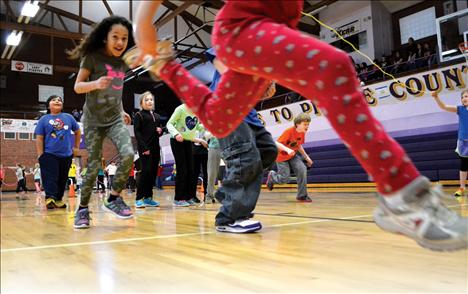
[4, 1, 466, 252]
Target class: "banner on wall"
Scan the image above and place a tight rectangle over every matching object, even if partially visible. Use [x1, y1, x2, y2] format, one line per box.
[257, 63, 467, 126]
[11, 60, 53, 75]
[0, 119, 37, 132]
[330, 20, 361, 40]
[1, 118, 88, 149]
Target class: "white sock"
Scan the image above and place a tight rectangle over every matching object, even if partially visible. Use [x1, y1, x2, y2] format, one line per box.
[381, 176, 427, 209]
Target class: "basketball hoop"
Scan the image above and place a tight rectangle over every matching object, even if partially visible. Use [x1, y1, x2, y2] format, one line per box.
[459, 41, 468, 63]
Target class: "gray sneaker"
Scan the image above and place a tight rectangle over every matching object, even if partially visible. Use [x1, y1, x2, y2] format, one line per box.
[103, 197, 133, 219]
[266, 170, 275, 191]
[374, 177, 468, 251]
[74, 208, 90, 229]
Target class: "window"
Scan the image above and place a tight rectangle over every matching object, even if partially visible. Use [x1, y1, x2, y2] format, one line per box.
[38, 85, 64, 102]
[18, 133, 30, 140]
[330, 31, 367, 53]
[4, 132, 15, 140]
[399, 7, 437, 44]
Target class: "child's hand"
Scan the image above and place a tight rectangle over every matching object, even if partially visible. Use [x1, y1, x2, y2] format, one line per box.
[431, 91, 439, 99]
[123, 112, 132, 125]
[305, 157, 313, 167]
[175, 134, 184, 142]
[95, 76, 112, 90]
[156, 127, 162, 134]
[196, 139, 208, 148]
[263, 82, 276, 99]
[142, 150, 150, 155]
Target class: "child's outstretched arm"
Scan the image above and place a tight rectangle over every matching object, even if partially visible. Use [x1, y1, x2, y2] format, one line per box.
[275, 142, 294, 156]
[431, 91, 457, 113]
[74, 68, 112, 94]
[132, 1, 163, 68]
[298, 145, 313, 167]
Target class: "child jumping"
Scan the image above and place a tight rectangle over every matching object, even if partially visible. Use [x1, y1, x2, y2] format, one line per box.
[128, 1, 467, 250]
[69, 15, 135, 229]
[267, 113, 313, 202]
[210, 50, 277, 233]
[432, 90, 468, 198]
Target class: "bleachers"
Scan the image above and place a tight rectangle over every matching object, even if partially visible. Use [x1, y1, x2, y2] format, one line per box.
[300, 130, 459, 183]
[160, 131, 460, 186]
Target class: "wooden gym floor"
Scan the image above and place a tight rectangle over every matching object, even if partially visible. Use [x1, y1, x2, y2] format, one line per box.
[1, 189, 467, 293]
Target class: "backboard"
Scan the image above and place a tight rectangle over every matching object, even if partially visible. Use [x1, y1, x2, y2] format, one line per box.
[436, 9, 468, 63]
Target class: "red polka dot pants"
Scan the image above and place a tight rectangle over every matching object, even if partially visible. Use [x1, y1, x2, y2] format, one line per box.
[159, 19, 420, 195]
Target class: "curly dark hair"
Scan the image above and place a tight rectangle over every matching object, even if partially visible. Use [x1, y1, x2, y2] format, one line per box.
[67, 15, 135, 60]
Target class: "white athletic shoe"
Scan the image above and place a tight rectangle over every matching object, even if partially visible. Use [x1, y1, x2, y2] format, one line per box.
[216, 219, 262, 233]
[374, 177, 468, 251]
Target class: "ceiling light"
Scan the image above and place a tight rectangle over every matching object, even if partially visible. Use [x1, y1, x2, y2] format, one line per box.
[6, 31, 23, 46]
[21, 1, 40, 18]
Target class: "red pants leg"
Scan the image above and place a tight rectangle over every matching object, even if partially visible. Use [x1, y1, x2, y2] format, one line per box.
[159, 19, 420, 195]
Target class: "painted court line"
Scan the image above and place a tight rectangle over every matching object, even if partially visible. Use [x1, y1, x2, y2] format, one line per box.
[269, 214, 372, 228]
[1, 214, 372, 253]
[1, 232, 214, 253]
[2, 204, 465, 253]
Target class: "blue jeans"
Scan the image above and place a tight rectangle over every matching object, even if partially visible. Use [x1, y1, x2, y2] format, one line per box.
[215, 122, 277, 226]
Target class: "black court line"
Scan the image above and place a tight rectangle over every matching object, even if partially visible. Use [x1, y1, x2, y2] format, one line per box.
[191, 207, 375, 223]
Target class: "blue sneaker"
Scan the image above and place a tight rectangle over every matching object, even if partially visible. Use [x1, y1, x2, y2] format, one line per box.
[135, 199, 145, 209]
[187, 199, 196, 206]
[143, 198, 160, 207]
[173, 200, 190, 207]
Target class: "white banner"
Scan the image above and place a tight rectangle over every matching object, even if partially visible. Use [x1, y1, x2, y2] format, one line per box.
[0, 119, 37, 133]
[330, 20, 361, 40]
[258, 63, 467, 126]
[0, 119, 85, 134]
[11, 60, 53, 75]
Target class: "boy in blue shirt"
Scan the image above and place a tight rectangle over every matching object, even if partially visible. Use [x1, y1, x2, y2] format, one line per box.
[35, 95, 80, 209]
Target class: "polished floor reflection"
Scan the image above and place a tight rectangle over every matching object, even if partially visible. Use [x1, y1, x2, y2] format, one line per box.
[1, 189, 467, 293]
